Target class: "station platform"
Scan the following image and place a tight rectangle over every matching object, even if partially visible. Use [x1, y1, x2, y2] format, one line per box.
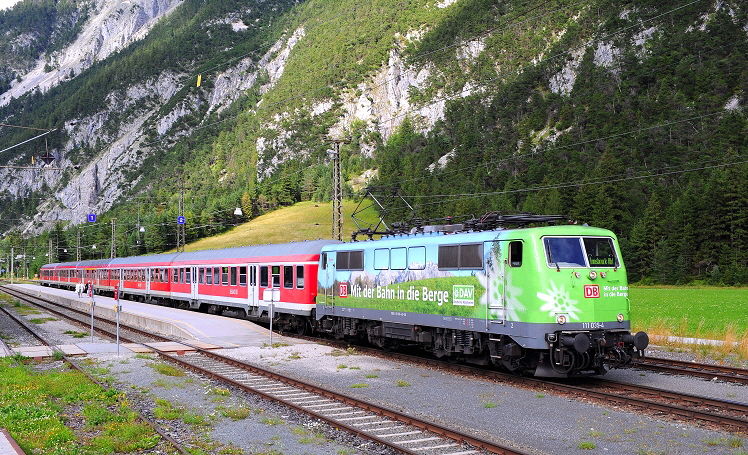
[0, 429, 24, 455]
[3, 284, 300, 356]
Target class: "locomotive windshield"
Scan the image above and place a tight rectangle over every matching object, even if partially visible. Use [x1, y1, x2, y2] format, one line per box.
[544, 236, 619, 268]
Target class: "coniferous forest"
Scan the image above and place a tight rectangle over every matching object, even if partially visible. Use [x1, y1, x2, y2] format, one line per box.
[0, 0, 747, 285]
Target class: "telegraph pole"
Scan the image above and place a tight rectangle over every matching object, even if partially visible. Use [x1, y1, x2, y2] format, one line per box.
[324, 137, 350, 241]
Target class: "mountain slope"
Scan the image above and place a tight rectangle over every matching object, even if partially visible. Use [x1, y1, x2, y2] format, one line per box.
[0, 0, 747, 285]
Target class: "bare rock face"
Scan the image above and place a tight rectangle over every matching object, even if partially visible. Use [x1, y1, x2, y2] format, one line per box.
[0, 0, 184, 106]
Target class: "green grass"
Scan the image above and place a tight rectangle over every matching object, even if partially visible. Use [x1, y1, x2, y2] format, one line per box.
[630, 286, 748, 337]
[149, 363, 186, 377]
[184, 201, 379, 251]
[0, 357, 160, 454]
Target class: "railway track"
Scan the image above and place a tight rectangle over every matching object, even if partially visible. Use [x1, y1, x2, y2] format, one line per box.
[0, 296, 189, 455]
[0, 285, 532, 455]
[5, 284, 748, 447]
[291, 335, 748, 432]
[635, 357, 748, 385]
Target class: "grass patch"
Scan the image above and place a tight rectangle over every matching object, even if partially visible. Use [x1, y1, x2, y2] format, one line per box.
[350, 383, 369, 388]
[578, 441, 596, 450]
[63, 330, 88, 338]
[260, 416, 285, 425]
[396, 380, 410, 387]
[149, 363, 186, 377]
[220, 406, 253, 420]
[0, 357, 159, 454]
[28, 317, 57, 324]
[365, 373, 379, 378]
[153, 399, 184, 419]
[11, 302, 42, 315]
[483, 402, 498, 408]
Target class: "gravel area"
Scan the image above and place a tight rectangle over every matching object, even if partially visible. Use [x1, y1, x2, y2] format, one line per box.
[2, 295, 748, 455]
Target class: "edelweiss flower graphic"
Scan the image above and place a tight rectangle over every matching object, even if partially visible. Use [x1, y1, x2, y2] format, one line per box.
[537, 281, 582, 321]
[476, 256, 525, 321]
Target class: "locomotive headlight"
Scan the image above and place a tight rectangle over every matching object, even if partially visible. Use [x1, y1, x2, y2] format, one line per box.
[556, 314, 567, 325]
[588, 270, 597, 280]
[617, 313, 624, 323]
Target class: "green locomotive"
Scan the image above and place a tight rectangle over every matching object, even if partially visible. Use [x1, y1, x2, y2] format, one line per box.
[316, 215, 649, 377]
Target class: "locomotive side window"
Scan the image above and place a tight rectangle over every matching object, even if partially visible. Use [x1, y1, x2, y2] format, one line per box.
[250, 266, 256, 286]
[321, 253, 327, 270]
[199, 268, 204, 284]
[409, 246, 426, 270]
[438, 244, 483, 270]
[543, 237, 585, 267]
[283, 266, 293, 288]
[230, 267, 237, 286]
[337, 251, 349, 270]
[239, 266, 247, 286]
[509, 241, 523, 267]
[391, 248, 406, 270]
[206, 267, 213, 285]
[336, 250, 364, 271]
[583, 237, 619, 267]
[296, 266, 304, 289]
[374, 249, 389, 270]
[260, 266, 268, 287]
[185, 268, 191, 284]
[222, 267, 229, 286]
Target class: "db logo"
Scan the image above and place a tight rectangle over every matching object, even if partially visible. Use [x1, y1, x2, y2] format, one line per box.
[584, 284, 600, 298]
[338, 282, 349, 298]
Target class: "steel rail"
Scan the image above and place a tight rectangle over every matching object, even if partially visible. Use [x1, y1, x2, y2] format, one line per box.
[2, 285, 530, 455]
[296, 336, 748, 431]
[154, 346, 530, 455]
[634, 357, 748, 385]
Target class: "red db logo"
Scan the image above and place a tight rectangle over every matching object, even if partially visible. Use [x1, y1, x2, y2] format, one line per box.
[338, 282, 349, 298]
[584, 285, 600, 298]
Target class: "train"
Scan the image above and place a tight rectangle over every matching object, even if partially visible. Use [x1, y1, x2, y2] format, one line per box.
[40, 213, 648, 377]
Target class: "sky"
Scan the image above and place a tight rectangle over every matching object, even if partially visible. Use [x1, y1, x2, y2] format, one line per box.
[0, 0, 21, 10]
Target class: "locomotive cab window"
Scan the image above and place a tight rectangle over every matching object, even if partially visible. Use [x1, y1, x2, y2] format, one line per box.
[583, 237, 619, 267]
[544, 237, 618, 268]
[544, 237, 585, 267]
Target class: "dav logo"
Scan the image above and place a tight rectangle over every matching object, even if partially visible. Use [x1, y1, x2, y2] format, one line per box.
[338, 282, 349, 298]
[584, 284, 600, 298]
